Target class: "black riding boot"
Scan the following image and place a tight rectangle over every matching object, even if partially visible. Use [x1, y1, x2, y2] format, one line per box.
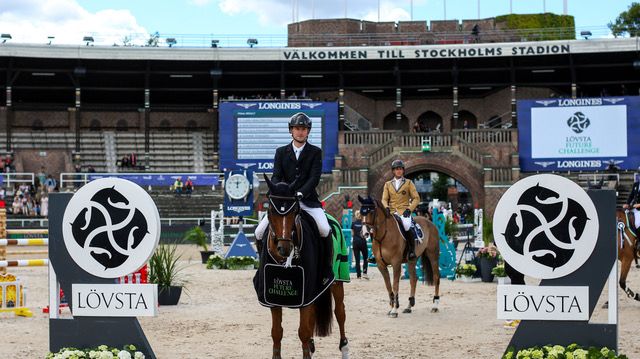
[321, 233, 335, 285]
[406, 227, 417, 261]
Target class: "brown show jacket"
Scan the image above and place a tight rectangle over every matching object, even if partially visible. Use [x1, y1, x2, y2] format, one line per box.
[381, 178, 420, 214]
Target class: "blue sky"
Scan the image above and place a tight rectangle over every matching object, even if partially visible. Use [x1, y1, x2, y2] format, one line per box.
[0, 0, 635, 45]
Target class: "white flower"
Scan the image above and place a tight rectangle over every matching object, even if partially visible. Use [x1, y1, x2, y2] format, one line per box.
[89, 351, 99, 359]
[118, 351, 132, 359]
[134, 352, 145, 359]
[99, 351, 114, 359]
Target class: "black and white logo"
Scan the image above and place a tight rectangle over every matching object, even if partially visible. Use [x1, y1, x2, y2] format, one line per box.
[63, 178, 160, 278]
[493, 174, 599, 279]
[567, 112, 590, 134]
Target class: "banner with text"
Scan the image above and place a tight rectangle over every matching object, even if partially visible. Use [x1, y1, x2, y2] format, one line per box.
[518, 96, 640, 171]
[219, 101, 338, 173]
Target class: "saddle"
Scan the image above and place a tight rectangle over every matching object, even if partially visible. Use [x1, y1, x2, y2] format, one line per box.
[253, 212, 335, 308]
[392, 215, 424, 242]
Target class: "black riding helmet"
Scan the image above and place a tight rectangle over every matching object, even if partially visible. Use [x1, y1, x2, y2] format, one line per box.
[391, 159, 405, 170]
[289, 112, 312, 130]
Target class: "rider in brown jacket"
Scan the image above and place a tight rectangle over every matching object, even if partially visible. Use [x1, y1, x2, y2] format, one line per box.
[381, 159, 420, 260]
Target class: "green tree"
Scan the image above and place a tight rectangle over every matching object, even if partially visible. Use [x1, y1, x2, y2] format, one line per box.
[431, 173, 449, 202]
[609, 2, 640, 37]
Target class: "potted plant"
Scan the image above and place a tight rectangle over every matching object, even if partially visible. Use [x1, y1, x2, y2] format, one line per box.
[455, 263, 477, 282]
[206, 253, 225, 269]
[149, 244, 185, 305]
[492, 264, 510, 285]
[183, 226, 215, 264]
[477, 244, 499, 282]
[225, 256, 257, 270]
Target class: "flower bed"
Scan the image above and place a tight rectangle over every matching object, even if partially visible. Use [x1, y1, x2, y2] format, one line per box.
[502, 344, 627, 359]
[455, 263, 477, 277]
[47, 344, 145, 359]
[206, 255, 257, 270]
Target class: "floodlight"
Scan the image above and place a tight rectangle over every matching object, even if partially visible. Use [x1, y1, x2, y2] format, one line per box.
[47, 36, 55, 45]
[83, 36, 94, 46]
[1, 33, 11, 44]
[580, 31, 592, 40]
[211, 39, 219, 48]
[166, 38, 177, 47]
[247, 38, 258, 48]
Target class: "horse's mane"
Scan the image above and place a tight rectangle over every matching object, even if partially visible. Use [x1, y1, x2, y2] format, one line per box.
[373, 198, 390, 218]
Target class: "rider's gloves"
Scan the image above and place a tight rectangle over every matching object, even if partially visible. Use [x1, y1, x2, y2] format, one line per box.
[402, 209, 411, 217]
[295, 192, 303, 200]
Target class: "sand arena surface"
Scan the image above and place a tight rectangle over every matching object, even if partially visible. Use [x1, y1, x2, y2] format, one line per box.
[1, 245, 639, 359]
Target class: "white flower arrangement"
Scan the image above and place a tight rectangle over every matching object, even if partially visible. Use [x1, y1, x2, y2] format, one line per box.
[47, 344, 144, 359]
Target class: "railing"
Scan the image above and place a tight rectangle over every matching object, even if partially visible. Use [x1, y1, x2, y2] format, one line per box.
[317, 175, 335, 197]
[339, 168, 368, 185]
[59, 172, 223, 188]
[454, 129, 515, 144]
[396, 133, 453, 149]
[363, 139, 396, 167]
[457, 139, 485, 167]
[342, 131, 398, 146]
[343, 105, 372, 131]
[487, 167, 514, 183]
[1, 173, 35, 186]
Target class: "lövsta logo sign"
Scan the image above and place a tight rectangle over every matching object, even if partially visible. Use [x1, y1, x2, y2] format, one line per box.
[62, 178, 160, 278]
[566, 111, 590, 134]
[493, 174, 599, 279]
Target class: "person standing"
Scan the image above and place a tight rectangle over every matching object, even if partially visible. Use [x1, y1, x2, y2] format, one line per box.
[623, 177, 640, 234]
[351, 211, 369, 279]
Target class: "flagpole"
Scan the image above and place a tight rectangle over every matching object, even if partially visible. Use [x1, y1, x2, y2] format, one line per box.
[378, 0, 380, 22]
[509, 0, 512, 14]
[411, 0, 414, 21]
[477, 0, 480, 18]
[543, 0, 546, 13]
[312, 0, 315, 19]
[344, 0, 347, 18]
[444, 0, 447, 20]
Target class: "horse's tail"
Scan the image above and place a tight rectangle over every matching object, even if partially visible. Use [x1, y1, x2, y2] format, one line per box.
[420, 222, 439, 286]
[421, 247, 434, 286]
[314, 287, 333, 337]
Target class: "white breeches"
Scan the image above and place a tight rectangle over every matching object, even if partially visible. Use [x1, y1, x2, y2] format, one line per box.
[395, 213, 412, 231]
[634, 208, 640, 229]
[255, 203, 331, 241]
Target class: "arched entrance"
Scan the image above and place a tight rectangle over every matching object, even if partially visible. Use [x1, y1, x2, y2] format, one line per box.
[383, 112, 409, 132]
[407, 170, 474, 221]
[370, 152, 484, 211]
[451, 110, 477, 129]
[416, 111, 443, 132]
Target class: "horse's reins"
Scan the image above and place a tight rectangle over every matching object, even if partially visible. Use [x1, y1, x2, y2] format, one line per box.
[363, 202, 390, 266]
[267, 194, 302, 267]
[618, 210, 637, 250]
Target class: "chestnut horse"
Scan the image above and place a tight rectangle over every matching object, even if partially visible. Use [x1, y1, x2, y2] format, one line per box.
[261, 175, 349, 359]
[358, 195, 441, 316]
[616, 208, 640, 301]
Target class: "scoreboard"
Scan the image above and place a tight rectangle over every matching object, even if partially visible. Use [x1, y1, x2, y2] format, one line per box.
[219, 101, 338, 172]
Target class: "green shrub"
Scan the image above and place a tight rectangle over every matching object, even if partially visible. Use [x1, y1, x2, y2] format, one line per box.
[502, 344, 627, 359]
[495, 13, 575, 40]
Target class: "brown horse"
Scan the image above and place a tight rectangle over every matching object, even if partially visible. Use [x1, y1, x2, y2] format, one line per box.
[616, 208, 640, 301]
[358, 195, 441, 316]
[261, 176, 349, 359]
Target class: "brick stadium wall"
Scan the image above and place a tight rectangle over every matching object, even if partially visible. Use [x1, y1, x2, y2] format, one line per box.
[4, 110, 215, 131]
[14, 149, 72, 180]
[13, 110, 71, 131]
[81, 111, 142, 130]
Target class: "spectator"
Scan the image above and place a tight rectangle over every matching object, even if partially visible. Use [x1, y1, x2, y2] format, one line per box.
[130, 153, 137, 167]
[463, 120, 470, 129]
[74, 164, 82, 189]
[41, 194, 49, 217]
[44, 175, 57, 193]
[36, 167, 47, 188]
[87, 165, 96, 173]
[173, 177, 184, 196]
[121, 154, 130, 168]
[412, 121, 420, 133]
[0, 187, 4, 200]
[185, 178, 194, 196]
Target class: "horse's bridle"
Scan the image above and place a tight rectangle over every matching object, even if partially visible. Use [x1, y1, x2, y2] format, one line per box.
[361, 202, 387, 242]
[267, 194, 302, 259]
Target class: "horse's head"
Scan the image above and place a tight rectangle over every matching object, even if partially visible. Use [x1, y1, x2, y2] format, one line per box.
[264, 174, 300, 262]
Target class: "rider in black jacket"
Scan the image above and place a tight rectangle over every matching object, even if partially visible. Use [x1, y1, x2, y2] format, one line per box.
[624, 179, 640, 234]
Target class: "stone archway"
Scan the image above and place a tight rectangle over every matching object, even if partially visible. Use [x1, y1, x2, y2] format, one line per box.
[416, 111, 443, 132]
[369, 152, 485, 210]
[451, 110, 478, 129]
[383, 112, 409, 132]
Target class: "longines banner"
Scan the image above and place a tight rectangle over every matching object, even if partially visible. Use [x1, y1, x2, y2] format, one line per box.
[218, 101, 338, 173]
[493, 174, 617, 352]
[518, 96, 640, 171]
